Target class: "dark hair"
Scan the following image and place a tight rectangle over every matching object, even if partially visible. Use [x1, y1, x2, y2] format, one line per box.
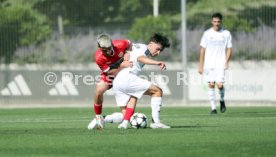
[212, 12, 223, 20]
[149, 32, 170, 51]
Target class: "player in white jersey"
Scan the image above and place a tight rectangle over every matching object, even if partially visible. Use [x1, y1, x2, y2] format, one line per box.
[198, 13, 232, 114]
[88, 33, 170, 129]
[114, 33, 171, 129]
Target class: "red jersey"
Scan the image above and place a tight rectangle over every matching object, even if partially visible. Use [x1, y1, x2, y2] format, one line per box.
[94, 39, 131, 75]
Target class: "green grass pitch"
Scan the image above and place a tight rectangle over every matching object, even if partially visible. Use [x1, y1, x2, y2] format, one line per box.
[0, 107, 276, 157]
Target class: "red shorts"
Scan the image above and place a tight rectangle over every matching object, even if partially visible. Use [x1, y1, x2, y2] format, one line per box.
[99, 74, 114, 85]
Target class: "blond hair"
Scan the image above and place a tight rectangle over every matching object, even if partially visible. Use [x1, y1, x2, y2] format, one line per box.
[97, 33, 112, 48]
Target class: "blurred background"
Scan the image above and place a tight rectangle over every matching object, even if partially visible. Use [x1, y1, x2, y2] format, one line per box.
[0, 0, 276, 107]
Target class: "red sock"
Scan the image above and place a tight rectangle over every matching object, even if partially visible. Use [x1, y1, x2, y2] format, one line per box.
[124, 108, 135, 121]
[94, 104, 102, 115]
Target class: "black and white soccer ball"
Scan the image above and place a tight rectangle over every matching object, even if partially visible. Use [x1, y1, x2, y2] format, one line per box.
[130, 113, 147, 129]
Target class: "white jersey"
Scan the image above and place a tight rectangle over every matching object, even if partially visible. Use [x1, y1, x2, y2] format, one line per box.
[200, 27, 232, 69]
[120, 43, 149, 75]
[113, 43, 152, 106]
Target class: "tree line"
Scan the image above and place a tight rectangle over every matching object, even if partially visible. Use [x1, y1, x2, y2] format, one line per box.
[1, 0, 276, 63]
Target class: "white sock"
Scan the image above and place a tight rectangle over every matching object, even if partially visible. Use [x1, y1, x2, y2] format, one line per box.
[151, 97, 162, 123]
[104, 112, 123, 123]
[208, 88, 216, 110]
[219, 87, 225, 101]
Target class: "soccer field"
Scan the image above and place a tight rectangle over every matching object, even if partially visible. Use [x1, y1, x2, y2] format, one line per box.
[0, 107, 276, 157]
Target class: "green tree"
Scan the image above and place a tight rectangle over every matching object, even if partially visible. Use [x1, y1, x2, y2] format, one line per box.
[128, 15, 176, 42]
[185, 0, 276, 32]
[128, 15, 179, 60]
[0, 1, 51, 63]
[34, 0, 121, 27]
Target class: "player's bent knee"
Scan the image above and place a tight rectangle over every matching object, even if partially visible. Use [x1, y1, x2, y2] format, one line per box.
[95, 82, 109, 94]
[95, 87, 107, 96]
[217, 83, 223, 89]
[209, 82, 215, 88]
[151, 85, 163, 97]
[157, 86, 163, 97]
[94, 87, 108, 102]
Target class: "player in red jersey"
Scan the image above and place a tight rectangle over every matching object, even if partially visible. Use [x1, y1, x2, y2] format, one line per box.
[88, 33, 133, 130]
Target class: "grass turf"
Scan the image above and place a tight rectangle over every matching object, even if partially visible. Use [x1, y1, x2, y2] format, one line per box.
[0, 107, 276, 157]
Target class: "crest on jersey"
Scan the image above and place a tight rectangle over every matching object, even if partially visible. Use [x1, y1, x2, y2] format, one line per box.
[118, 52, 123, 57]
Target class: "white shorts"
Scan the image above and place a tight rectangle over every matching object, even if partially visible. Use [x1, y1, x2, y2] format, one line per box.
[113, 71, 151, 107]
[204, 69, 225, 83]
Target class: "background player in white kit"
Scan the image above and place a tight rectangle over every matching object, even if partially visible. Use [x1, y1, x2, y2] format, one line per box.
[198, 13, 232, 114]
[113, 33, 171, 129]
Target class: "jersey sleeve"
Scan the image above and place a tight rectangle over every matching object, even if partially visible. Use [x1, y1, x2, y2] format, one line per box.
[200, 32, 207, 48]
[226, 32, 232, 48]
[94, 52, 110, 73]
[121, 39, 132, 51]
[130, 44, 148, 62]
[96, 59, 110, 73]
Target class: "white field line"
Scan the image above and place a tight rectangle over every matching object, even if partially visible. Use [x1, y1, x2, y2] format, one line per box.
[0, 117, 90, 123]
[1, 114, 276, 123]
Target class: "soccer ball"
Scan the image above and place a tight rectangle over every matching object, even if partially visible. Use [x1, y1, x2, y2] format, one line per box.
[130, 113, 147, 129]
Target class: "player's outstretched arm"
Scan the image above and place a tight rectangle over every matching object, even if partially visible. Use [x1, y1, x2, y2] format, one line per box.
[137, 56, 166, 70]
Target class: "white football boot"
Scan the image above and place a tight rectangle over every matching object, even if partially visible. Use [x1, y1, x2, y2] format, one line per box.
[95, 115, 105, 130]
[150, 122, 171, 129]
[87, 118, 97, 130]
[118, 120, 129, 129]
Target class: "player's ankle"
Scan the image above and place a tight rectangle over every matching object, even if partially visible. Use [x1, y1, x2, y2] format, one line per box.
[96, 114, 103, 119]
[122, 120, 129, 124]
